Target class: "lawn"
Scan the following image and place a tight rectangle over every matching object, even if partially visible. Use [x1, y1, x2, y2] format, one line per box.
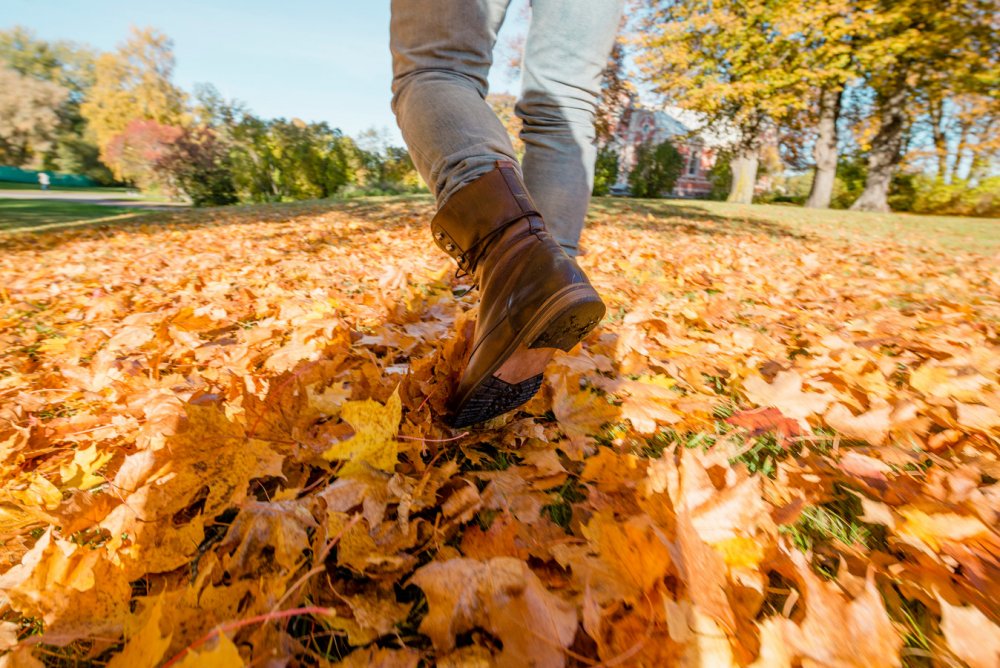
[590, 197, 1000, 252]
[0, 199, 143, 231]
[0, 196, 996, 666]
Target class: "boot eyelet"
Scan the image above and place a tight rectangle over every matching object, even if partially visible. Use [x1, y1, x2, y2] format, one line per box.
[434, 231, 445, 240]
[445, 243, 456, 252]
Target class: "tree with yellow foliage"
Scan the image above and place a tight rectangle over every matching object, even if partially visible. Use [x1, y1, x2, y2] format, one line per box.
[638, 0, 996, 211]
[849, 0, 995, 211]
[80, 26, 186, 178]
[637, 0, 816, 204]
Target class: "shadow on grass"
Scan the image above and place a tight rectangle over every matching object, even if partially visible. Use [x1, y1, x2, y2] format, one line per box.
[588, 198, 813, 242]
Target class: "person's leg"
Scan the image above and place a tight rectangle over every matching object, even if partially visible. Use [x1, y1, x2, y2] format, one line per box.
[390, 0, 517, 205]
[517, 0, 624, 255]
[390, 0, 609, 428]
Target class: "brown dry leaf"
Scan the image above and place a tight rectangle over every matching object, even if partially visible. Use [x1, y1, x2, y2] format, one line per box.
[3, 186, 1000, 666]
[550, 372, 619, 455]
[478, 470, 551, 524]
[580, 447, 643, 492]
[581, 512, 672, 600]
[97, 401, 282, 576]
[726, 407, 803, 445]
[897, 508, 990, 553]
[674, 508, 737, 637]
[910, 364, 988, 402]
[218, 499, 316, 576]
[936, 594, 1000, 668]
[596, 374, 682, 433]
[460, 514, 528, 560]
[0, 529, 131, 642]
[665, 600, 739, 668]
[411, 557, 577, 668]
[676, 447, 768, 545]
[825, 402, 892, 445]
[339, 646, 421, 668]
[743, 370, 832, 426]
[442, 483, 482, 524]
[781, 552, 902, 668]
[956, 402, 1000, 432]
[331, 592, 412, 646]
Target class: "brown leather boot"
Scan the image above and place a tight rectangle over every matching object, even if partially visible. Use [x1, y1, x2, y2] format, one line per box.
[432, 161, 606, 428]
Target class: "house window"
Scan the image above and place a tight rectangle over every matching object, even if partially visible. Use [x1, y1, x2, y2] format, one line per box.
[686, 147, 700, 176]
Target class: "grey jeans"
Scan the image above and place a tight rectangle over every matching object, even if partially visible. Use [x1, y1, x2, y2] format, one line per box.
[390, 0, 624, 254]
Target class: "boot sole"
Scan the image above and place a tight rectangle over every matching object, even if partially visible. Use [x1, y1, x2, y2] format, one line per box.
[448, 284, 605, 428]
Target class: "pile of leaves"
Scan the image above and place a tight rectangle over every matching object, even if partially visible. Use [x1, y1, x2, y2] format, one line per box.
[0, 199, 997, 667]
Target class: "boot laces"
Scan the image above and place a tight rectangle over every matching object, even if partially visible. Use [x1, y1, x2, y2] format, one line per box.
[454, 211, 539, 282]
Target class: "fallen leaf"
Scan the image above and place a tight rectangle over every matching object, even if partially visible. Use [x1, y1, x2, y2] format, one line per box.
[107, 596, 172, 668]
[411, 557, 577, 668]
[743, 370, 831, 426]
[897, 508, 990, 552]
[323, 387, 402, 477]
[582, 512, 672, 600]
[781, 553, 901, 668]
[726, 407, 803, 445]
[825, 402, 892, 445]
[937, 595, 1000, 668]
[172, 633, 245, 668]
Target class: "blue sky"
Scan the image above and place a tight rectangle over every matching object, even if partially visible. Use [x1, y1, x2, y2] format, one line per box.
[3, 0, 528, 144]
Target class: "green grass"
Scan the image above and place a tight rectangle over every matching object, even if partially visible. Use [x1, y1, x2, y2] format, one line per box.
[589, 197, 1000, 253]
[0, 199, 142, 231]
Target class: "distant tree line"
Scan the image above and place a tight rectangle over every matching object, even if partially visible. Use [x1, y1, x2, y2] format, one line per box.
[0, 26, 423, 206]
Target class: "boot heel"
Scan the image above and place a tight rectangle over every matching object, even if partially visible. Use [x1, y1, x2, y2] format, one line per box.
[528, 287, 606, 352]
[448, 374, 544, 428]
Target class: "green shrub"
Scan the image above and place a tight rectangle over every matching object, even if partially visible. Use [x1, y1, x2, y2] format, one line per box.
[887, 171, 919, 212]
[910, 175, 1000, 217]
[707, 150, 732, 200]
[628, 140, 684, 198]
[831, 157, 867, 209]
[830, 158, 949, 213]
[157, 126, 238, 207]
[756, 172, 811, 205]
[592, 146, 619, 196]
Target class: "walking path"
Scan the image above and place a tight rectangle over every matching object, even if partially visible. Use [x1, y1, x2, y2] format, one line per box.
[0, 189, 187, 210]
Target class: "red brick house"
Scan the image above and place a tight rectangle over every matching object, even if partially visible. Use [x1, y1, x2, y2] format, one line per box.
[610, 105, 723, 198]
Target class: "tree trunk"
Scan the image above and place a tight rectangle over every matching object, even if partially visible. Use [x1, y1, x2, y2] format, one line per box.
[727, 148, 758, 204]
[850, 86, 908, 213]
[928, 95, 948, 180]
[805, 86, 843, 209]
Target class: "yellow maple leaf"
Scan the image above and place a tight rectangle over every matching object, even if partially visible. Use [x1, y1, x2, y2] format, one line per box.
[712, 536, 765, 570]
[106, 596, 172, 668]
[897, 508, 989, 552]
[909, 364, 988, 402]
[59, 444, 114, 491]
[322, 387, 402, 477]
[582, 512, 672, 599]
[37, 336, 70, 354]
[9, 472, 62, 510]
[173, 633, 245, 668]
